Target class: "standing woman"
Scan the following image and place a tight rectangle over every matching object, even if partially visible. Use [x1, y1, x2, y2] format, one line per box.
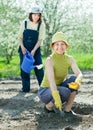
[38, 32, 83, 116]
[18, 6, 46, 92]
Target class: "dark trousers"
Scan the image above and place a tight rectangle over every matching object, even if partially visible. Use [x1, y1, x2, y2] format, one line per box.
[19, 50, 44, 92]
[38, 76, 76, 104]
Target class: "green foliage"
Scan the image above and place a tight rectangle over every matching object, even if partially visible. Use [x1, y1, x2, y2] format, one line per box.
[0, 0, 26, 63]
[0, 0, 93, 78]
[36, 0, 93, 56]
[0, 0, 93, 61]
[37, 0, 65, 56]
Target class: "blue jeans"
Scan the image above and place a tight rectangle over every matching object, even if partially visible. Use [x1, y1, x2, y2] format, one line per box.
[38, 76, 77, 104]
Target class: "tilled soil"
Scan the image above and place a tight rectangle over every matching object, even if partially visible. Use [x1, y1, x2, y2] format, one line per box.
[0, 70, 93, 130]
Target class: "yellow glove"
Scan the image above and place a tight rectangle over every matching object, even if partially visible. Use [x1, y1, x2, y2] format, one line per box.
[75, 77, 82, 86]
[68, 82, 80, 90]
[52, 90, 62, 111]
[68, 77, 82, 90]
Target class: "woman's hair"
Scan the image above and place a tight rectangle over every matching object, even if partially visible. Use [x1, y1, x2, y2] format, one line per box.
[29, 13, 42, 23]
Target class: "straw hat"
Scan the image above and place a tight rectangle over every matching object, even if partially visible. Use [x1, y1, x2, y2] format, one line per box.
[50, 32, 69, 48]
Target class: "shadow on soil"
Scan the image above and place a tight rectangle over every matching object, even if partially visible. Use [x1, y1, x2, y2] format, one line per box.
[0, 93, 93, 130]
[34, 102, 93, 130]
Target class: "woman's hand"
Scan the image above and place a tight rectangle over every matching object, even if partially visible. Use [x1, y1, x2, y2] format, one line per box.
[68, 82, 80, 90]
[52, 90, 62, 111]
[21, 46, 26, 54]
[31, 49, 35, 56]
[68, 77, 82, 90]
[19, 38, 26, 55]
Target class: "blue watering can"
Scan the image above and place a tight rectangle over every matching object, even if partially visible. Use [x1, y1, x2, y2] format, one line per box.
[21, 50, 36, 73]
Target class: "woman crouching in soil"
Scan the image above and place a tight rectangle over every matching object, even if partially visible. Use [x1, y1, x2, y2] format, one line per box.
[38, 32, 83, 117]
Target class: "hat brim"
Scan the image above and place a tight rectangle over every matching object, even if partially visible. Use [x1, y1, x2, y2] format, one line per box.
[50, 41, 69, 49]
[30, 12, 42, 14]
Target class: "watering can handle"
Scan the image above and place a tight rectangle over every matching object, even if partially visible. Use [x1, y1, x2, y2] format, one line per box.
[26, 50, 32, 57]
[26, 50, 35, 63]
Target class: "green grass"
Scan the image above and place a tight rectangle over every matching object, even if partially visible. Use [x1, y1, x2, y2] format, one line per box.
[71, 53, 93, 70]
[0, 53, 93, 78]
[0, 56, 20, 78]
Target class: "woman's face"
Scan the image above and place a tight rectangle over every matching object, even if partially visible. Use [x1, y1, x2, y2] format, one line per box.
[53, 41, 67, 54]
[32, 13, 41, 23]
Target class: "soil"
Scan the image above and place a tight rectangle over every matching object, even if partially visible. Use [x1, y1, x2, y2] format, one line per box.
[0, 70, 93, 130]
